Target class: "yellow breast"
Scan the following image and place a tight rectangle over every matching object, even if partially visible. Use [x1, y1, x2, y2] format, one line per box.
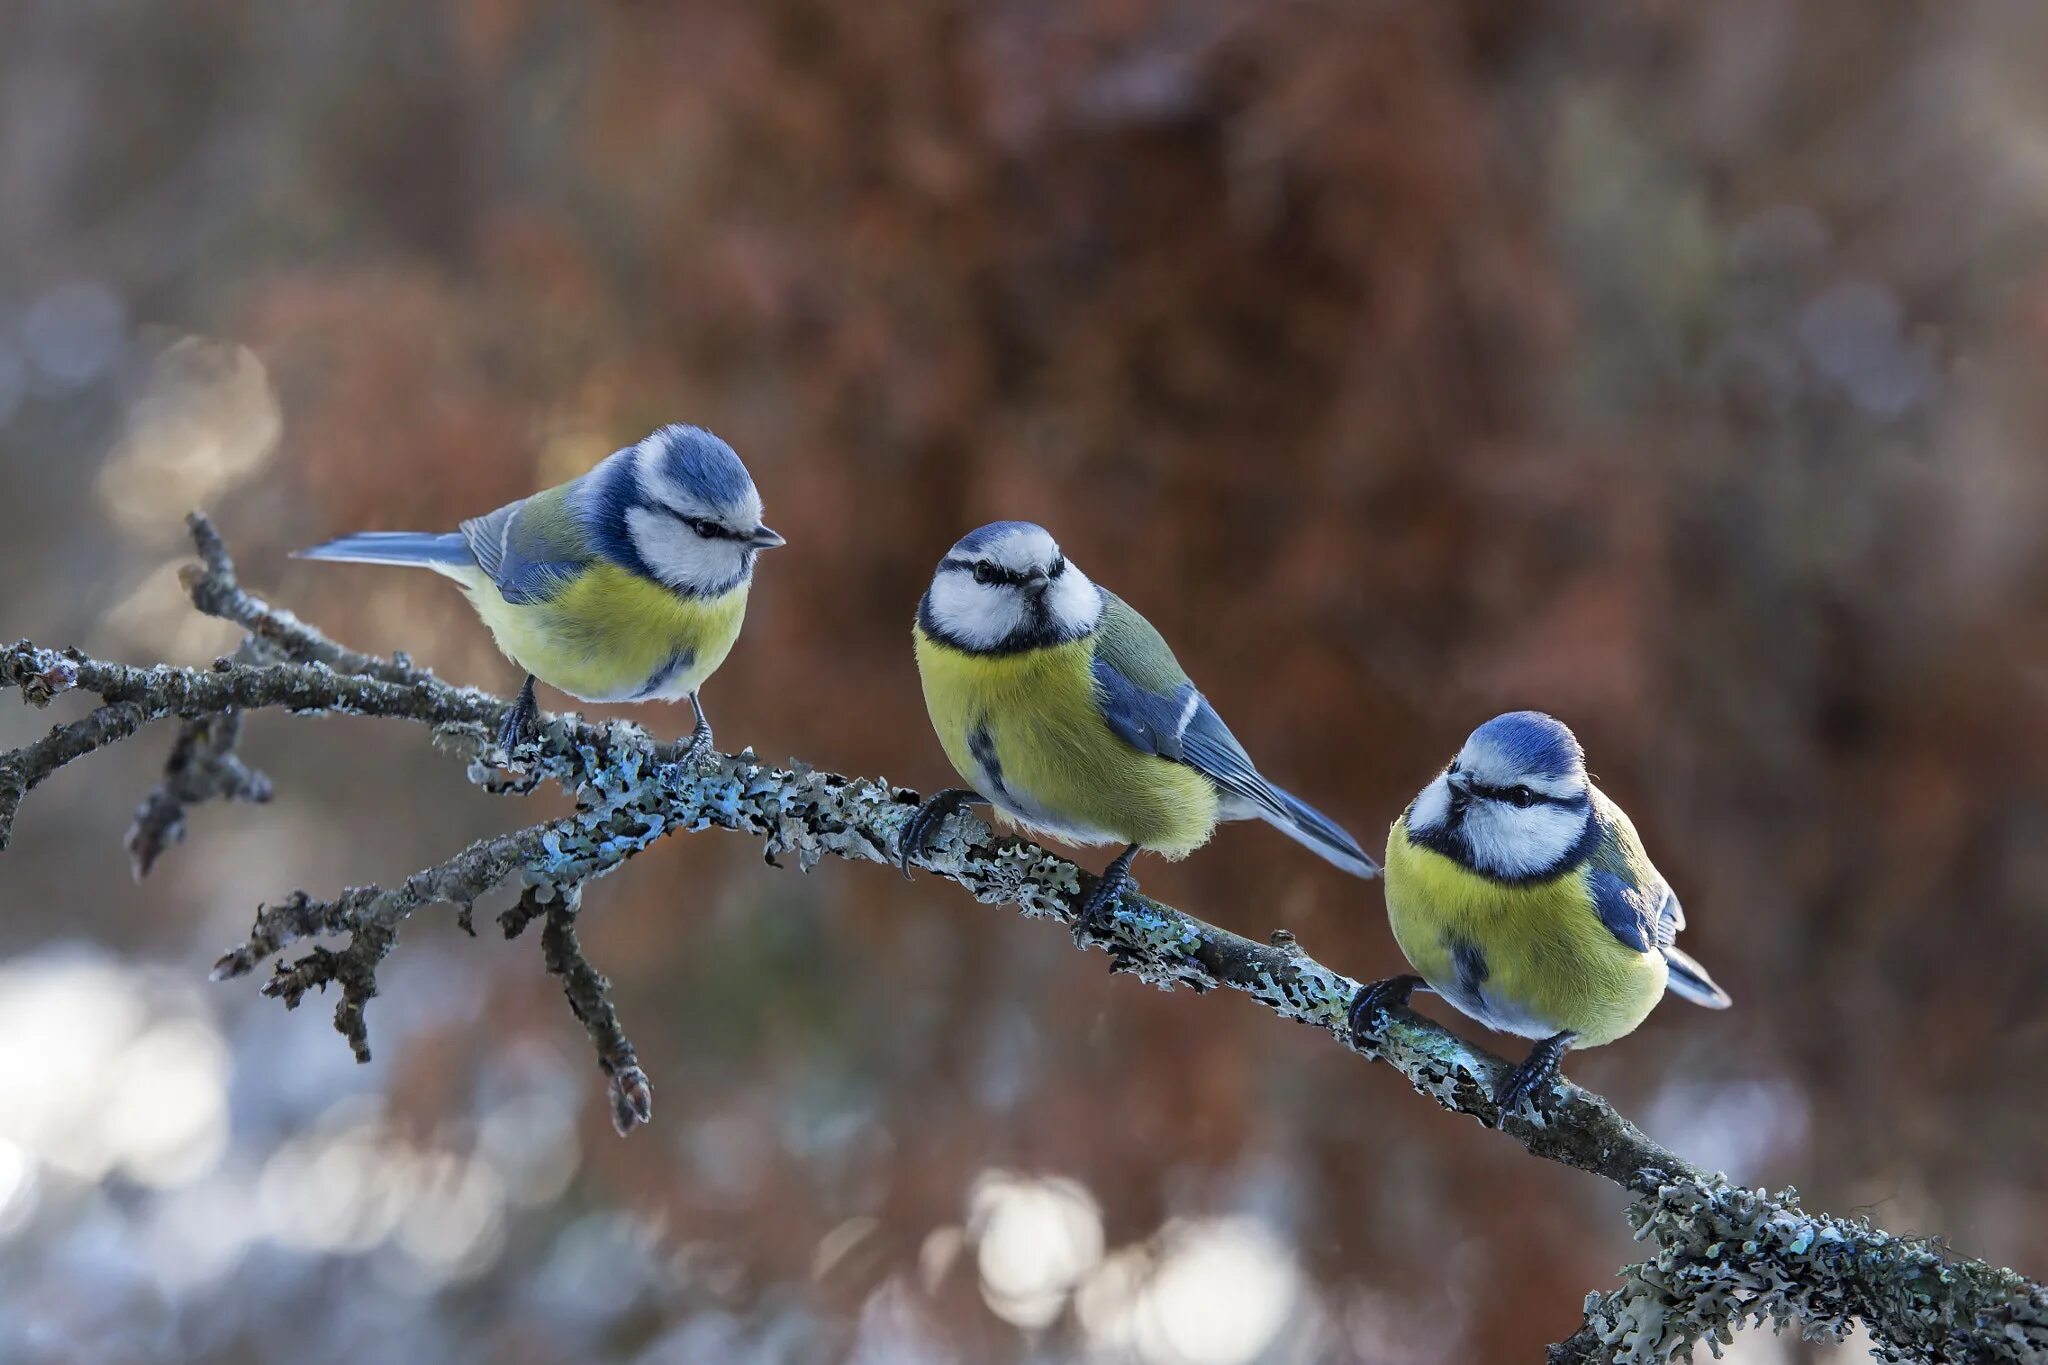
[1383, 818, 1666, 1047]
[912, 624, 1219, 857]
[456, 564, 749, 704]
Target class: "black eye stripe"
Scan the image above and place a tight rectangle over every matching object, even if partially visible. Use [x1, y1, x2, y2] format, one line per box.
[944, 557, 1043, 587]
[1468, 780, 1569, 807]
[680, 514, 742, 540]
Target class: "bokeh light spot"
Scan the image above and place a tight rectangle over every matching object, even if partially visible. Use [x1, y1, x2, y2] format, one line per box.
[969, 1169, 1104, 1330]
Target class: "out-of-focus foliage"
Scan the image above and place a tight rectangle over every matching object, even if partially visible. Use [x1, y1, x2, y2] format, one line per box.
[1, 1, 2045, 1361]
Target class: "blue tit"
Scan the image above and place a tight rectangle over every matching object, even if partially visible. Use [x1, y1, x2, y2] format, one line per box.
[297, 424, 783, 752]
[1347, 711, 1731, 1111]
[898, 521, 1378, 936]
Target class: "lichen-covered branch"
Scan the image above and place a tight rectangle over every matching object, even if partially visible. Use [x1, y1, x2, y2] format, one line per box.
[1, 514, 2041, 1361]
[1548, 1175, 2048, 1363]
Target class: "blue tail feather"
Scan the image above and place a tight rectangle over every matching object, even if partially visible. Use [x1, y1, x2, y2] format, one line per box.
[295, 532, 473, 568]
[1261, 782, 1381, 879]
[1662, 944, 1732, 1009]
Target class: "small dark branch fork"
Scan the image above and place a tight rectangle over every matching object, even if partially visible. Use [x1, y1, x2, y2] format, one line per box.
[533, 886, 652, 1136]
[127, 700, 273, 880]
[0, 513, 2040, 1362]
[259, 919, 396, 1064]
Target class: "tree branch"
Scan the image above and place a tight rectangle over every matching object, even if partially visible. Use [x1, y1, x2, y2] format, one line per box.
[1, 514, 2040, 1361]
[0, 695, 150, 847]
[127, 682, 273, 879]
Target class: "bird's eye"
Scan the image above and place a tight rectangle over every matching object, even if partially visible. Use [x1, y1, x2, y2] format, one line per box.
[971, 562, 999, 586]
[1049, 556, 1066, 577]
[1507, 786, 1537, 808]
[685, 517, 720, 539]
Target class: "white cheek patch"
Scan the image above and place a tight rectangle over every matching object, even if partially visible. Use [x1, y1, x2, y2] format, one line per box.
[1406, 774, 1452, 834]
[926, 574, 1030, 651]
[626, 507, 746, 592]
[1459, 802, 1587, 880]
[1045, 566, 1101, 636]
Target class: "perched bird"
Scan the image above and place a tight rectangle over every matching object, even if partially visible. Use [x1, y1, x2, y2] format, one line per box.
[1349, 711, 1730, 1112]
[298, 424, 782, 753]
[899, 521, 1377, 934]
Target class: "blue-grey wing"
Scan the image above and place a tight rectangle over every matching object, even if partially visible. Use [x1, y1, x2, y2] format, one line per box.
[1178, 698, 1293, 822]
[1091, 651, 1195, 756]
[1585, 814, 1670, 956]
[459, 486, 592, 606]
[1587, 869, 1658, 954]
[1090, 653, 1289, 822]
[1654, 885, 1684, 946]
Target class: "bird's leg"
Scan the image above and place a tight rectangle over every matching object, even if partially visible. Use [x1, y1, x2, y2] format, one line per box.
[1070, 843, 1141, 948]
[1346, 974, 1424, 1046]
[497, 675, 539, 752]
[683, 692, 715, 765]
[1493, 1030, 1576, 1114]
[897, 788, 983, 880]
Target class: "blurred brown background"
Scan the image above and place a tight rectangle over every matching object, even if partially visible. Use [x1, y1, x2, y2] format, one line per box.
[3, 2, 2047, 1361]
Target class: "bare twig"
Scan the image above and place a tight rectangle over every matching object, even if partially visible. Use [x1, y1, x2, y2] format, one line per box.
[127, 701, 273, 879]
[526, 886, 652, 1136]
[1, 513, 2041, 1362]
[0, 694, 149, 850]
[179, 511, 427, 687]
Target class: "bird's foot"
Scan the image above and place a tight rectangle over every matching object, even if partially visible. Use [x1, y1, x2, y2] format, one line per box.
[677, 693, 719, 768]
[682, 715, 715, 767]
[897, 788, 981, 880]
[1492, 1031, 1575, 1115]
[1070, 845, 1140, 949]
[496, 676, 539, 753]
[1346, 974, 1423, 1046]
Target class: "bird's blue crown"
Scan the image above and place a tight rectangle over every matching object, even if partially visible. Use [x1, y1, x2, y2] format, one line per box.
[643, 424, 755, 507]
[1467, 711, 1584, 780]
[951, 520, 1051, 555]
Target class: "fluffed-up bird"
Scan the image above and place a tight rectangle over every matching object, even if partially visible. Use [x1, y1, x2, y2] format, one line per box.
[298, 424, 782, 752]
[1348, 710, 1731, 1112]
[899, 521, 1378, 935]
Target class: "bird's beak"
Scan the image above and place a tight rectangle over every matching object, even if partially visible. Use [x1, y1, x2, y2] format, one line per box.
[1444, 769, 1472, 819]
[747, 525, 786, 549]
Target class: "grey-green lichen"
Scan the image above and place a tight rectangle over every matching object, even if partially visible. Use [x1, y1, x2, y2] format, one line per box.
[1553, 1174, 2048, 1363]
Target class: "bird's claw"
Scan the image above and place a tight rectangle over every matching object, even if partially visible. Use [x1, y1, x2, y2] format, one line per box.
[682, 720, 716, 768]
[674, 693, 720, 769]
[898, 788, 979, 880]
[1491, 1032, 1573, 1115]
[496, 677, 539, 754]
[1491, 1064, 1548, 1115]
[1345, 974, 1423, 1046]
[1069, 848, 1138, 949]
[495, 715, 530, 753]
